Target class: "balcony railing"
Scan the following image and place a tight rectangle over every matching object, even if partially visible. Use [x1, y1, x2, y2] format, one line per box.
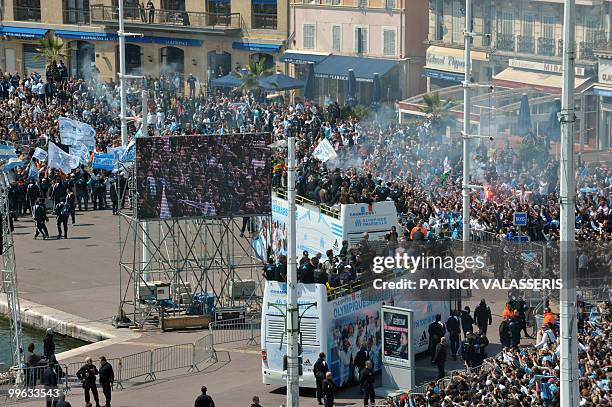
[252, 13, 277, 30]
[63, 8, 90, 25]
[517, 35, 535, 54]
[496, 33, 515, 51]
[13, 6, 41, 22]
[579, 41, 596, 60]
[537, 37, 556, 56]
[90, 5, 241, 30]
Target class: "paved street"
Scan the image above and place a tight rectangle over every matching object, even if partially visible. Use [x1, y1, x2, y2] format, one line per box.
[9, 208, 523, 407]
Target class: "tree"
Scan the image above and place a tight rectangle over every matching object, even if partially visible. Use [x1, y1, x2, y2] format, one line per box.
[232, 59, 274, 92]
[34, 36, 72, 68]
[417, 92, 457, 134]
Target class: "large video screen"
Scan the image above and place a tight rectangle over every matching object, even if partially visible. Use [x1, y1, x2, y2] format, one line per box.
[135, 134, 272, 220]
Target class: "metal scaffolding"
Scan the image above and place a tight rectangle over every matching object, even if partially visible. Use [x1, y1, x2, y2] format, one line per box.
[0, 171, 24, 368]
[115, 163, 267, 329]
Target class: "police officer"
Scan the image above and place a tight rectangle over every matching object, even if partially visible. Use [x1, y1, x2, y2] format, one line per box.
[33, 198, 49, 239]
[99, 356, 114, 407]
[446, 310, 461, 360]
[474, 299, 492, 335]
[322, 372, 336, 407]
[194, 386, 215, 407]
[76, 356, 100, 407]
[42, 360, 58, 407]
[54, 199, 69, 239]
[360, 360, 375, 407]
[461, 306, 474, 339]
[313, 352, 329, 405]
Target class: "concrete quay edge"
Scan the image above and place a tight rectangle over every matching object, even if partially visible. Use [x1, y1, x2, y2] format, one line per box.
[0, 296, 140, 361]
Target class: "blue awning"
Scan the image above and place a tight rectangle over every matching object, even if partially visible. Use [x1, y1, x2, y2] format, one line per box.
[232, 42, 281, 53]
[211, 73, 243, 88]
[252, 0, 277, 4]
[0, 26, 48, 39]
[593, 86, 612, 98]
[259, 73, 305, 90]
[423, 68, 463, 83]
[314, 55, 398, 83]
[54, 30, 202, 47]
[280, 51, 329, 65]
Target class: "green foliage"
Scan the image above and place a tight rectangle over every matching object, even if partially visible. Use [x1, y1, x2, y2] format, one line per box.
[232, 60, 274, 91]
[417, 92, 457, 134]
[519, 138, 549, 164]
[34, 36, 72, 65]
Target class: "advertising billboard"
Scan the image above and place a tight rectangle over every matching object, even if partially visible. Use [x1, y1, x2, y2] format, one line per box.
[135, 134, 271, 220]
[382, 306, 413, 367]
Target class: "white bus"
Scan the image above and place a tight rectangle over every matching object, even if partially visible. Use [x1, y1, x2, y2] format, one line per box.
[261, 279, 451, 388]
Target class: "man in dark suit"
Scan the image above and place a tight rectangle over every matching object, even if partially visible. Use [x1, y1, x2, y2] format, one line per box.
[446, 310, 461, 360]
[428, 314, 446, 363]
[313, 352, 328, 405]
[434, 337, 447, 379]
[360, 360, 375, 407]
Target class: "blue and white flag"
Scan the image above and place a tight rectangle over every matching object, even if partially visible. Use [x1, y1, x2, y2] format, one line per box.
[28, 160, 39, 180]
[312, 138, 337, 163]
[59, 117, 96, 148]
[48, 142, 80, 173]
[3, 157, 24, 171]
[121, 139, 135, 163]
[0, 144, 17, 160]
[69, 143, 91, 165]
[92, 153, 115, 171]
[33, 147, 48, 162]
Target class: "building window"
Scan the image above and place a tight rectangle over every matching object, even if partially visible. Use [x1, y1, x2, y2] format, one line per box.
[357, 0, 368, 7]
[519, 13, 535, 53]
[332, 25, 342, 52]
[250, 53, 274, 69]
[331, 0, 341, 5]
[64, 0, 90, 24]
[434, 0, 444, 41]
[482, 4, 492, 46]
[23, 44, 45, 77]
[500, 10, 513, 35]
[252, 0, 277, 30]
[541, 15, 555, 39]
[207, 0, 232, 26]
[584, 17, 601, 44]
[303, 23, 316, 49]
[383, 29, 396, 56]
[355, 26, 368, 54]
[13, 0, 41, 21]
[385, 0, 395, 9]
[451, 0, 464, 44]
[162, 0, 185, 10]
[496, 10, 514, 51]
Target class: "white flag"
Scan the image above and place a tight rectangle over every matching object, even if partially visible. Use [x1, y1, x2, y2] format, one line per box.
[48, 142, 80, 174]
[443, 156, 452, 175]
[33, 147, 48, 162]
[58, 117, 96, 148]
[313, 138, 337, 163]
[69, 143, 91, 165]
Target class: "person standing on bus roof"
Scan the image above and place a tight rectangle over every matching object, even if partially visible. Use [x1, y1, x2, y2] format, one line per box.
[322, 372, 336, 407]
[314, 353, 329, 405]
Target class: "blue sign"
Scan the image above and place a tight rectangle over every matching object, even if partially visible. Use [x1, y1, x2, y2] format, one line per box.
[92, 153, 115, 171]
[512, 235, 530, 242]
[513, 212, 527, 226]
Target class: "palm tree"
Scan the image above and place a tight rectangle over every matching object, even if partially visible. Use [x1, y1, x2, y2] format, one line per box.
[418, 92, 457, 134]
[232, 59, 274, 92]
[34, 36, 72, 68]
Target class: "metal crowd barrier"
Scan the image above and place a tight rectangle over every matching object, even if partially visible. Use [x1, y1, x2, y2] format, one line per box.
[0, 364, 69, 404]
[208, 317, 261, 347]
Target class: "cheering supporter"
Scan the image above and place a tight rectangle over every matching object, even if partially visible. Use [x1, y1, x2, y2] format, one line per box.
[390, 301, 611, 407]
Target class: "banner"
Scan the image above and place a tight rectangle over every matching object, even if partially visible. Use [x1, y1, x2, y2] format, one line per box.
[48, 142, 80, 174]
[121, 139, 135, 163]
[28, 160, 39, 180]
[33, 147, 48, 162]
[313, 138, 337, 162]
[69, 143, 91, 165]
[58, 117, 96, 148]
[0, 144, 17, 160]
[92, 153, 115, 171]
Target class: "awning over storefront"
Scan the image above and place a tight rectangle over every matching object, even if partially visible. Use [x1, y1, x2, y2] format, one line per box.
[314, 55, 398, 83]
[425, 45, 488, 74]
[211, 73, 242, 88]
[279, 50, 329, 65]
[54, 30, 202, 47]
[423, 69, 464, 83]
[593, 85, 612, 98]
[493, 68, 591, 94]
[0, 26, 48, 39]
[232, 42, 281, 53]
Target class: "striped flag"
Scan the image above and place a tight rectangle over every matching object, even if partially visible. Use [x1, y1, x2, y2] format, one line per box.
[440, 156, 452, 184]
